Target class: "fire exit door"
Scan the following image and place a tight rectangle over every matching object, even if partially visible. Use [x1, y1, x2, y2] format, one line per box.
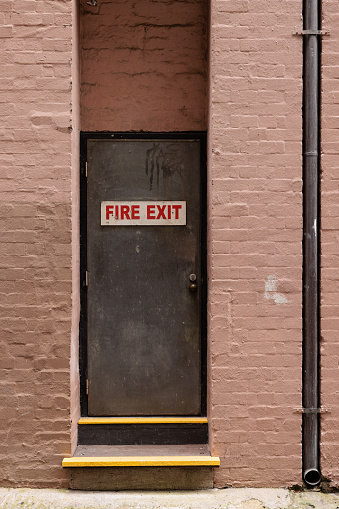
[84, 135, 205, 416]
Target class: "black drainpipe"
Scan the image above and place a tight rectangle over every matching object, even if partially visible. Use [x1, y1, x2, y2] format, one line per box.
[302, 0, 321, 487]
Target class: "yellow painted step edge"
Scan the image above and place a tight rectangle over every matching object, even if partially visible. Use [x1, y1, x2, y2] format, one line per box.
[78, 417, 208, 425]
[62, 455, 220, 468]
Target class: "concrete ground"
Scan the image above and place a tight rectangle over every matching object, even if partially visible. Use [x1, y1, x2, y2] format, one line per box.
[0, 488, 339, 509]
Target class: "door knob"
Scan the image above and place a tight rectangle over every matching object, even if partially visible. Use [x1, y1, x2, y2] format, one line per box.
[189, 274, 197, 291]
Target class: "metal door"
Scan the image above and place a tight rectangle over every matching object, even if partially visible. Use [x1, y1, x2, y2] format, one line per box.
[86, 136, 203, 416]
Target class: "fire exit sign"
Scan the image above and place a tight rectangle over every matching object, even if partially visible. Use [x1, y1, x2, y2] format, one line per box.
[101, 201, 186, 226]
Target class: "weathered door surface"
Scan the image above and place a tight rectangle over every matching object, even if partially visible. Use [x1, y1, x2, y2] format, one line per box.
[86, 138, 202, 415]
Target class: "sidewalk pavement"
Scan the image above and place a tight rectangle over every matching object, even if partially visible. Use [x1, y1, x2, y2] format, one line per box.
[0, 488, 339, 509]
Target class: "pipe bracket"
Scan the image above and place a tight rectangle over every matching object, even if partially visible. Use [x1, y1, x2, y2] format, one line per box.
[293, 29, 330, 36]
[294, 407, 331, 414]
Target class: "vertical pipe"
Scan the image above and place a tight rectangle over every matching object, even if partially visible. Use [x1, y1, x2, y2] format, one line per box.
[302, 0, 321, 487]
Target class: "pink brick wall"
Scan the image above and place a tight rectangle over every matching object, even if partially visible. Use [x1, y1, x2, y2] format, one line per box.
[70, 0, 81, 455]
[80, 0, 208, 132]
[1, 0, 338, 490]
[320, 0, 339, 487]
[0, 0, 78, 487]
[208, 0, 303, 486]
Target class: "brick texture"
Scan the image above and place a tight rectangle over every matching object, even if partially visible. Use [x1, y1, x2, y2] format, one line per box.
[70, 0, 81, 457]
[0, 0, 78, 487]
[80, 0, 208, 131]
[208, 0, 303, 486]
[2, 0, 337, 490]
[320, 0, 339, 488]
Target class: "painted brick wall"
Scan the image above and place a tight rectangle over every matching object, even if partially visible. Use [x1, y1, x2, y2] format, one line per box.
[320, 0, 339, 488]
[70, 0, 81, 457]
[0, 0, 78, 487]
[2, 0, 336, 490]
[80, 0, 208, 132]
[208, 0, 303, 486]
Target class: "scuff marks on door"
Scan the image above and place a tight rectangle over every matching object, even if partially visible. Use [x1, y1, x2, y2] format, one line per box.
[145, 143, 185, 199]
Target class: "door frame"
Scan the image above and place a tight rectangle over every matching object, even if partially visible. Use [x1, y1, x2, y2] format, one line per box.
[79, 132, 207, 417]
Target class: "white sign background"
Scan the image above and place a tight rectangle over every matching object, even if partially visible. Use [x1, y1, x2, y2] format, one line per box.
[101, 201, 186, 226]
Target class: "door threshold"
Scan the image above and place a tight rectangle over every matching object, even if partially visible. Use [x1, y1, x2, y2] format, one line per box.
[62, 444, 220, 490]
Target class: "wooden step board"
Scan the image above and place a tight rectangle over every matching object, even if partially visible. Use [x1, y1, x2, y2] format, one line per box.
[63, 455, 219, 467]
[78, 416, 208, 424]
[62, 444, 220, 490]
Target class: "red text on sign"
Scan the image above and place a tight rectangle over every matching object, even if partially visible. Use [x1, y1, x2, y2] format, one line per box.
[146, 204, 182, 220]
[106, 204, 141, 221]
[102, 201, 185, 225]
